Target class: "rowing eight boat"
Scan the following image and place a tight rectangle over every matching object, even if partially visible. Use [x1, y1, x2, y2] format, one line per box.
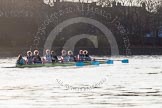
[14, 59, 129, 68]
[16, 61, 96, 68]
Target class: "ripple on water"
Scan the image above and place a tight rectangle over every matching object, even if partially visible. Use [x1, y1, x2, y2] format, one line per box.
[0, 57, 162, 108]
[147, 72, 159, 74]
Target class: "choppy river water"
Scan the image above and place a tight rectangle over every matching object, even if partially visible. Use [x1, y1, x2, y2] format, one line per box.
[0, 56, 162, 108]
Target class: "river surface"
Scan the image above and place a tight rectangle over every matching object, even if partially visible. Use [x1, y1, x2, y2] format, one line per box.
[0, 56, 162, 108]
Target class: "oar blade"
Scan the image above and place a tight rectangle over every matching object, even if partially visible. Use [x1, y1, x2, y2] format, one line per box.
[91, 61, 100, 66]
[106, 60, 114, 64]
[75, 62, 85, 66]
[121, 59, 129, 63]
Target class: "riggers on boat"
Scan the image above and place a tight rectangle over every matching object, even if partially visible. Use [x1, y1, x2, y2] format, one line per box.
[14, 59, 129, 68]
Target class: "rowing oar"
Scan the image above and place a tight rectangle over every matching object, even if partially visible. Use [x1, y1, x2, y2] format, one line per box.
[75, 61, 85, 66]
[75, 61, 100, 66]
[114, 59, 129, 63]
[75, 59, 129, 66]
[95, 59, 129, 64]
[91, 61, 100, 66]
[106, 59, 129, 64]
[106, 60, 114, 64]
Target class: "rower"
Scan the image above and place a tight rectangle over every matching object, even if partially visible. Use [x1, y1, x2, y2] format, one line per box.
[44, 49, 52, 63]
[77, 50, 84, 61]
[33, 50, 42, 64]
[16, 54, 26, 65]
[26, 51, 33, 64]
[83, 50, 91, 61]
[61, 49, 69, 62]
[67, 50, 75, 62]
[51, 50, 58, 63]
